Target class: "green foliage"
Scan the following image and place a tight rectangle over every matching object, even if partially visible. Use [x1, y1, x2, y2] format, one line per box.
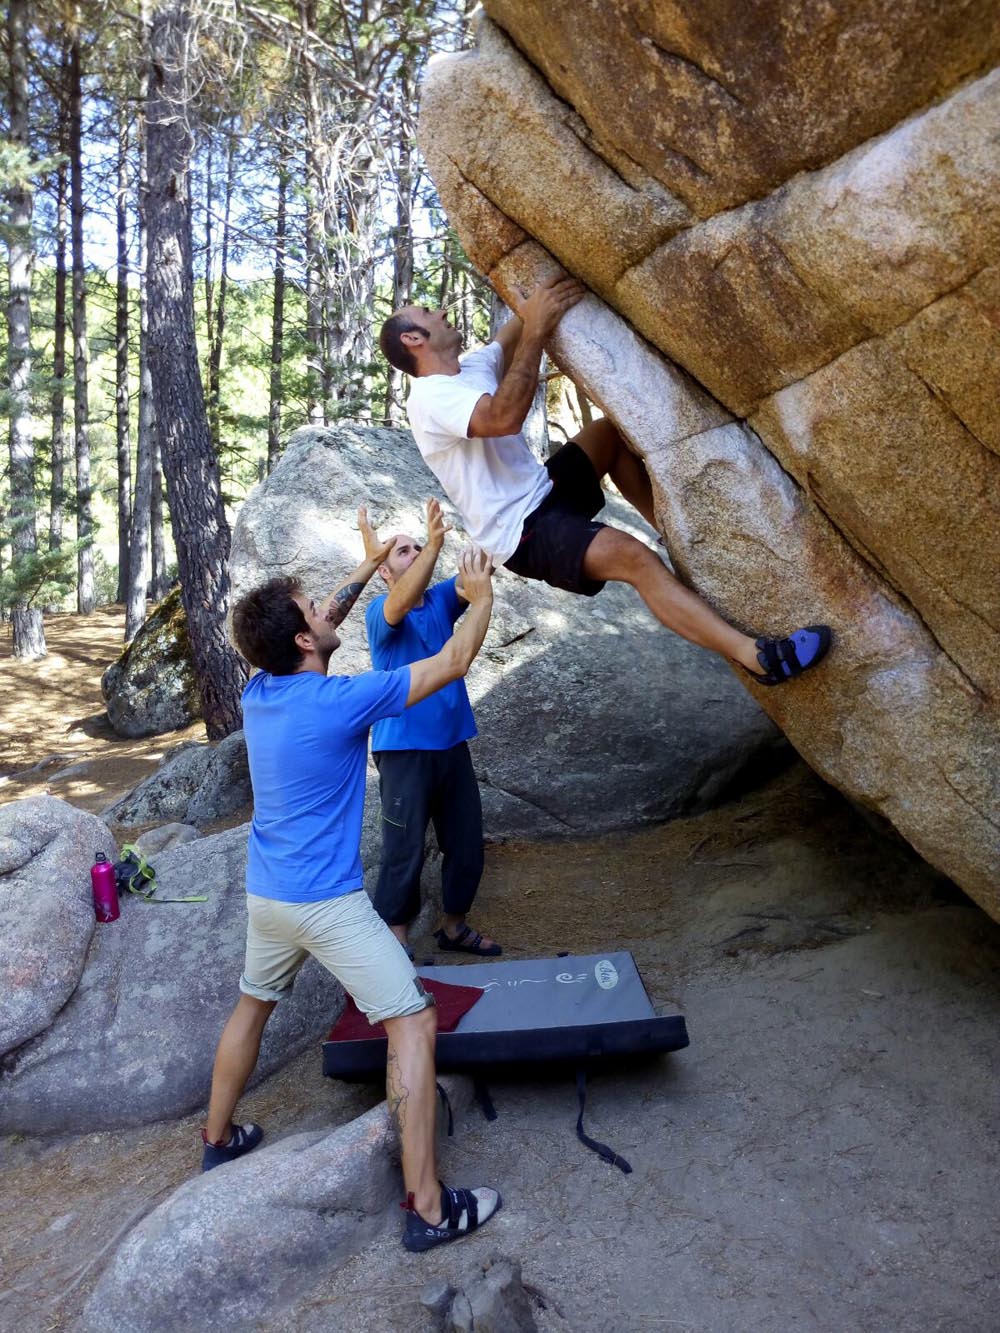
[0, 539, 91, 618]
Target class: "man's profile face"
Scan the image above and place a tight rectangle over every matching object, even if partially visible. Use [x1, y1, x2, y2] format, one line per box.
[291, 592, 341, 657]
[398, 305, 462, 357]
[381, 534, 422, 585]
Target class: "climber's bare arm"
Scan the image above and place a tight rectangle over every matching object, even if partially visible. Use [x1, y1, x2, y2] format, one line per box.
[493, 313, 523, 373]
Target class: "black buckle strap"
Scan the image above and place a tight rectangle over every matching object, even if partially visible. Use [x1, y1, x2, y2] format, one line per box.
[575, 1069, 632, 1175]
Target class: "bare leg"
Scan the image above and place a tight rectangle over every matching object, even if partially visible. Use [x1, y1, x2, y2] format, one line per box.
[384, 1005, 441, 1224]
[204, 994, 276, 1142]
[572, 418, 657, 528]
[583, 527, 760, 672]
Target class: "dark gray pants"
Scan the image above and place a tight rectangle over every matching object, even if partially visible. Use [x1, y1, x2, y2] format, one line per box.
[372, 742, 484, 927]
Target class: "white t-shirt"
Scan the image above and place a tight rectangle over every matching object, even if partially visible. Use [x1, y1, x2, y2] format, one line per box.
[406, 341, 553, 563]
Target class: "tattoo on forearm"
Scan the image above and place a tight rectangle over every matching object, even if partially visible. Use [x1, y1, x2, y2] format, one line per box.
[386, 1049, 410, 1141]
[326, 581, 363, 626]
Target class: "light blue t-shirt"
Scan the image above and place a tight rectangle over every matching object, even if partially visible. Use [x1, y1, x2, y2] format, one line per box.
[243, 665, 410, 903]
[366, 576, 476, 752]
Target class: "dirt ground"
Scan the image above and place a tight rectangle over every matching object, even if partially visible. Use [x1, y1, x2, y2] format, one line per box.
[1, 611, 998, 1331]
[0, 608, 207, 815]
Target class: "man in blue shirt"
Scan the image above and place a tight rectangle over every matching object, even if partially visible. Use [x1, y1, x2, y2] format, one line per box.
[200, 528, 502, 1254]
[363, 498, 500, 959]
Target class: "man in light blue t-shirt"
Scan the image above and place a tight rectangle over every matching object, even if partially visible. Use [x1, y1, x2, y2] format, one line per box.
[363, 499, 500, 959]
[200, 531, 502, 1254]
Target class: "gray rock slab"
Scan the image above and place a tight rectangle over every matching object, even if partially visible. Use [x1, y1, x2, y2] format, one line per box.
[0, 822, 344, 1135]
[81, 1077, 474, 1333]
[132, 823, 202, 855]
[0, 797, 115, 1057]
[449, 1255, 539, 1332]
[230, 423, 779, 839]
[104, 730, 251, 829]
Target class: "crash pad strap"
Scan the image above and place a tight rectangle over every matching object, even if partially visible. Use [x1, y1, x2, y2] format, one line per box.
[575, 1069, 633, 1175]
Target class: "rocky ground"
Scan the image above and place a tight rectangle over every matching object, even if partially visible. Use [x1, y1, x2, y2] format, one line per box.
[1, 612, 998, 1331]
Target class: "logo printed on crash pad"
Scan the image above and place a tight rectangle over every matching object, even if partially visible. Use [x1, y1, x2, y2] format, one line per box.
[595, 959, 619, 990]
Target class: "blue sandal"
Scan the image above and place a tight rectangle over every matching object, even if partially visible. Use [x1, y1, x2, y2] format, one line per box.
[751, 625, 831, 685]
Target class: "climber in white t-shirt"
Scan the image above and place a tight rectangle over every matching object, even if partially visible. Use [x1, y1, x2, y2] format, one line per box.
[378, 276, 831, 686]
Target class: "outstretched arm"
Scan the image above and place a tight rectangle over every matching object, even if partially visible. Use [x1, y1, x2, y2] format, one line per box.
[382, 498, 451, 627]
[468, 275, 585, 439]
[318, 508, 394, 628]
[406, 547, 494, 705]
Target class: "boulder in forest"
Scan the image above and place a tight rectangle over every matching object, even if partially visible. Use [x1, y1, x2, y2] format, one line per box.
[82, 1079, 474, 1333]
[416, 4, 1000, 918]
[101, 586, 201, 738]
[0, 797, 114, 1058]
[103, 729, 251, 829]
[0, 821, 343, 1135]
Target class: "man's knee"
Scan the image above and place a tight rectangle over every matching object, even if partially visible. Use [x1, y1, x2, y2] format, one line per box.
[584, 526, 659, 582]
[385, 1000, 438, 1044]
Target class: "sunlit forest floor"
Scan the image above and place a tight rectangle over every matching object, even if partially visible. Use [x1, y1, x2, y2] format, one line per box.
[0, 607, 206, 814]
[1, 612, 998, 1330]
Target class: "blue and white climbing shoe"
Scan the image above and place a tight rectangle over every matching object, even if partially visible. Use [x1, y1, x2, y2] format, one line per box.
[402, 1183, 502, 1253]
[752, 624, 831, 686]
[201, 1122, 263, 1172]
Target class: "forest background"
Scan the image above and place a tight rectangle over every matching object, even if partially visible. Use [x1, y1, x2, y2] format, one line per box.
[1, 0, 561, 737]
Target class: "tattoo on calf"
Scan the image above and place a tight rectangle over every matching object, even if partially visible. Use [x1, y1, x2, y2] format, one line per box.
[326, 581, 363, 626]
[386, 1049, 410, 1139]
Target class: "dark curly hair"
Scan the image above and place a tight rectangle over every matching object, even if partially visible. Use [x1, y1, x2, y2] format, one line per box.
[379, 312, 426, 375]
[231, 576, 309, 675]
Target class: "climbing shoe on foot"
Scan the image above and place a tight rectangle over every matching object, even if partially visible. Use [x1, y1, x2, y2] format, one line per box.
[751, 625, 831, 685]
[201, 1122, 263, 1172]
[402, 1183, 502, 1253]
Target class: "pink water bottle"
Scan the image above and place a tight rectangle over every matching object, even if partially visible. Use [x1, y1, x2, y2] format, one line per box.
[91, 852, 120, 923]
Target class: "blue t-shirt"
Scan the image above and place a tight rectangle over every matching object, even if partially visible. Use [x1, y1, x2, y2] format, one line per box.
[243, 665, 410, 902]
[366, 577, 476, 752]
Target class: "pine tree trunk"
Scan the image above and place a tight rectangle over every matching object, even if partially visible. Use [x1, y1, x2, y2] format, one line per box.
[146, 0, 246, 738]
[49, 51, 69, 557]
[5, 0, 46, 658]
[70, 33, 94, 613]
[150, 433, 168, 601]
[115, 113, 132, 603]
[267, 139, 287, 474]
[207, 126, 235, 457]
[126, 22, 153, 642]
[384, 78, 414, 425]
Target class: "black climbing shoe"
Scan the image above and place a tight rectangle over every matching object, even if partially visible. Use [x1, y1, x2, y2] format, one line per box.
[402, 1183, 502, 1253]
[201, 1122, 263, 1172]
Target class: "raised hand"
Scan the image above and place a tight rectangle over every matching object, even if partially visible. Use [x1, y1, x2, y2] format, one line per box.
[518, 273, 587, 340]
[425, 497, 451, 551]
[358, 505, 394, 565]
[457, 545, 494, 605]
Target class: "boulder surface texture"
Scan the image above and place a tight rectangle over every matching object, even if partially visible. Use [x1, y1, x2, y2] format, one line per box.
[103, 730, 251, 829]
[229, 423, 780, 840]
[0, 797, 114, 1058]
[101, 585, 201, 738]
[82, 1078, 474, 1333]
[0, 817, 343, 1135]
[418, 3, 1000, 918]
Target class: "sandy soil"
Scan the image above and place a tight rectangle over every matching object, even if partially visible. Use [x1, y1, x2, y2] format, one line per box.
[1, 610, 998, 1331]
[0, 607, 206, 816]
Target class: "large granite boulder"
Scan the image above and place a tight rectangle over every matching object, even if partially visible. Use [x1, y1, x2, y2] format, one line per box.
[103, 730, 252, 829]
[229, 423, 781, 840]
[82, 1078, 474, 1333]
[0, 821, 343, 1135]
[0, 797, 114, 1058]
[101, 586, 201, 738]
[417, 6, 1000, 917]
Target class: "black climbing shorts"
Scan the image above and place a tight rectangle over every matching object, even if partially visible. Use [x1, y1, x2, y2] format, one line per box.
[503, 441, 607, 597]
